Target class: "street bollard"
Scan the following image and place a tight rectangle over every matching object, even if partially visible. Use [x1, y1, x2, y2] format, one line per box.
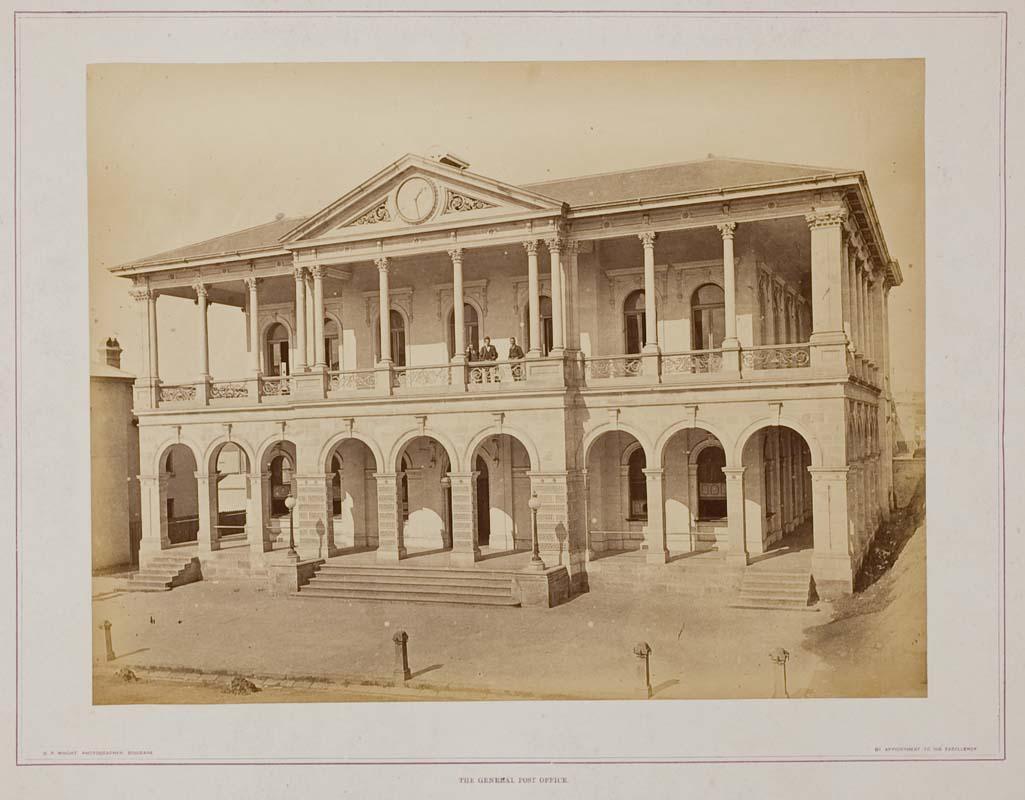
[101, 620, 115, 662]
[769, 647, 790, 698]
[633, 641, 652, 699]
[393, 630, 411, 682]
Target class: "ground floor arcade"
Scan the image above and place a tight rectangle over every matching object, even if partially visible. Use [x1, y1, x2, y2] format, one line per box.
[136, 393, 891, 597]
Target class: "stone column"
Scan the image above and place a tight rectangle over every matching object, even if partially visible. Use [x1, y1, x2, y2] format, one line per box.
[717, 222, 738, 346]
[247, 471, 269, 562]
[808, 466, 854, 596]
[524, 240, 542, 357]
[448, 471, 480, 566]
[374, 472, 405, 562]
[138, 473, 170, 562]
[566, 240, 581, 351]
[293, 266, 308, 373]
[311, 266, 326, 370]
[196, 471, 219, 554]
[376, 258, 392, 363]
[245, 277, 261, 375]
[722, 467, 748, 565]
[305, 272, 316, 367]
[195, 282, 209, 379]
[546, 238, 565, 354]
[296, 473, 333, 560]
[642, 467, 668, 563]
[639, 232, 659, 352]
[130, 287, 159, 408]
[807, 207, 849, 373]
[450, 248, 466, 363]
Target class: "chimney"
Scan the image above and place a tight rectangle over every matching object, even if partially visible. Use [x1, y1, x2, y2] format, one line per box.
[101, 337, 123, 369]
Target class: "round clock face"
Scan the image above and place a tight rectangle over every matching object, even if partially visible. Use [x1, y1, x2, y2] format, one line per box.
[394, 177, 437, 224]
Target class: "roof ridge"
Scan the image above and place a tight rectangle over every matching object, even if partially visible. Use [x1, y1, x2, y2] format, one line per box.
[523, 155, 849, 187]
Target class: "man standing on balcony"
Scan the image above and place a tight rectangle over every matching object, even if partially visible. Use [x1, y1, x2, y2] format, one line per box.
[480, 337, 498, 362]
[507, 337, 525, 361]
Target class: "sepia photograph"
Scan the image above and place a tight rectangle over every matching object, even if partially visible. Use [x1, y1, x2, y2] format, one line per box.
[87, 59, 926, 705]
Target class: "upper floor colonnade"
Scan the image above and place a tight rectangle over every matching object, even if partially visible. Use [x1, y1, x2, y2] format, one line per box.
[129, 205, 892, 410]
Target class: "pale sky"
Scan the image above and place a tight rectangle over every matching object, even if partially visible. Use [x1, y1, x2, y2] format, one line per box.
[88, 60, 924, 395]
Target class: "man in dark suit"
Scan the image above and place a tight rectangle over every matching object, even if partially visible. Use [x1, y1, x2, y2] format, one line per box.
[479, 336, 498, 361]
[507, 337, 525, 360]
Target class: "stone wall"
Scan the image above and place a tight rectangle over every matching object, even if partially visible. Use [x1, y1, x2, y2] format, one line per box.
[892, 455, 925, 509]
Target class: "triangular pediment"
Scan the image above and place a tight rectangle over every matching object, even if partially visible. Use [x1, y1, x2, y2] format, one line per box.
[281, 154, 564, 243]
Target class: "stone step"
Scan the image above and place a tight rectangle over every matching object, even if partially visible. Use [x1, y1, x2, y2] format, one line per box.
[298, 586, 520, 606]
[737, 587, 811, 601]
[126, 579, 172, 591]
[317, 565, 514, 581]
[306, 578, 513, 598]
[730, 599, 820, 612]
[732, 570, 815, 611]
[310, 573, 513, 591]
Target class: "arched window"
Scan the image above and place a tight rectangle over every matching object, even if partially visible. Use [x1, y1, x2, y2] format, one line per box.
[522, 295, 554, 356]
[691, 284, 725, 350]
[623, 290, 647, 354]
[269, 454, 293, 517]
[627, 447, 648, 520]
[324, 318, 341, 371]
[447, 303, 480, 358]
[374, 310, 407, 367]
[331, 453, 343, 516]
[265, 323, 290, 376]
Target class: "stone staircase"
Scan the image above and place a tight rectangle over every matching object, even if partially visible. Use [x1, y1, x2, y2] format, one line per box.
[298, 563, 521, 607]
[125, 553, 201, 592]
[730, 568, 818, 611]
[585, 551, 744, 596]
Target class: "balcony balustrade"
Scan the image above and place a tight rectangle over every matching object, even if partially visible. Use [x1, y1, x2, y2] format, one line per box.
[141, 340, 887, 412]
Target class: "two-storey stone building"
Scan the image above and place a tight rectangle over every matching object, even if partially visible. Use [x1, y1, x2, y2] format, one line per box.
[111, 152, 901, 603]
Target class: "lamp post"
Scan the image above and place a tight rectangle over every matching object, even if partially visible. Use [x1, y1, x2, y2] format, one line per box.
[527, 491, 545, 571]
[284, 495, 298, 560]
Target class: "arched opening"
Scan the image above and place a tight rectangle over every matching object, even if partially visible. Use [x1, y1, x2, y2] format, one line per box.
[585, 431, 646, 554]
[212, 442, 249, 542]
[470, 434, 533, 554]
[324, 318, 341, 371]
[660, 428, 729, 553]
[447, 303, 480, 359]
[262, 441, 296, 548]
[395, 436, 452, 553]
[623, 290, 647, 354]
[740, 425, 813, 556]
[696, 446, 727, 520]
[162, 444, 198, 544]
[265, 322, 291, 376]
[375, 310, 407, 367]
[522, 295, 554, 355]
[325, 438, 379, 551]
[691, 283, 725, 350]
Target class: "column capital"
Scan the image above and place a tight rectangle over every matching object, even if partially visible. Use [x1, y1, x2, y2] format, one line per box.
[638, 230, 657, 249]
[522, 238, 540, 255]
[805, 207, 848, 230]
[375, 257, 390, 273]
[641, 467, 665, 478]
[243, 276, 260, 291]
[309, 264, 325, 280]
[807, 466, 850, 478]
[545, 237, 565, 255]
[447, 247, 464, 264]
[564, 239, 581, 256]
[721, 466, 746, 480]
[293, 265, 307, 281]
[192, 281, 208, 299]
[717, 221, 737, 240]
[129, 286, 154, 302]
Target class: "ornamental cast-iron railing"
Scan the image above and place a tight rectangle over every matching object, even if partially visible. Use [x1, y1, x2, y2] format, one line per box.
[260, 376, 292, 396]
[661, 349, 723, 375]
[392, 364, 452, 389]
[209, 381, 249, 399]
[584, 355, 643, 379]
[741, 344, 811, 370]
[467, 360, 526, 385]
[159, 384, 197, 403]
[329, 369, 377, 391]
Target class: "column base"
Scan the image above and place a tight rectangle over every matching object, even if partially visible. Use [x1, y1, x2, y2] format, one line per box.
[450, 549, 481, 567]
[376, 546, 407, 563]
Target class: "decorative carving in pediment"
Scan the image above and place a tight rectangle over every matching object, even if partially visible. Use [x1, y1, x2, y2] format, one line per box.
[349, 201, 392, 227]
[443, 190, 496, 215]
